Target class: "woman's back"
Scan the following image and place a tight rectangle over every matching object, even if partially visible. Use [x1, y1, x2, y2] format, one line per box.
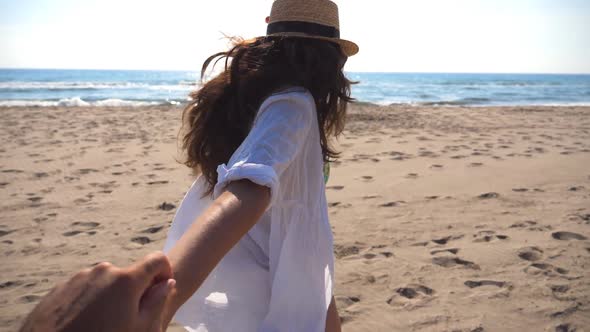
[164, 88, 335, 331]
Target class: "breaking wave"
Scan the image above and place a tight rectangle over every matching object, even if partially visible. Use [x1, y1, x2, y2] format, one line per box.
[0, 97, 185, 107]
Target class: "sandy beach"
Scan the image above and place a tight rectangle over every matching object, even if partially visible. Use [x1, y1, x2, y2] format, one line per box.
[0, 104, 588, 332]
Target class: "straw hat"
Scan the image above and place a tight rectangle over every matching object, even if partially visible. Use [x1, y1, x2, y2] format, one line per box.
[265, 0, 359, 56]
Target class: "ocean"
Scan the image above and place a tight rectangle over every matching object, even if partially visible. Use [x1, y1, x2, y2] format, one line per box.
[1, 69, 589, 107]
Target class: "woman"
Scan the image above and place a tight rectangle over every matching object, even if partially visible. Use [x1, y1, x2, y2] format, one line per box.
[162, 0, 359, 331]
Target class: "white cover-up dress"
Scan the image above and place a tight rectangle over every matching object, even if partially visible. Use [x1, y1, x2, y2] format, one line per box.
[163, 88, 335, 332]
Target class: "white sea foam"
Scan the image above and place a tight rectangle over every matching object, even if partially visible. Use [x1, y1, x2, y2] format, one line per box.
[93, 99, 161, 107]
[0, 81, 196, 91]
[360, 99, 590, 107]
[0, 98, 176, 107]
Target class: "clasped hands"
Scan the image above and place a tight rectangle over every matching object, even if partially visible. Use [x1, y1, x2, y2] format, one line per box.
[20, 252, 176, 332]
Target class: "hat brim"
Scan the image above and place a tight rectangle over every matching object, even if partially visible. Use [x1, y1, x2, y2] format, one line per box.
[266, 32, 359, 56]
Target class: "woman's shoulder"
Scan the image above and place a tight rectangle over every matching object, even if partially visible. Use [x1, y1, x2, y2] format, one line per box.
[269, 86, 310, 97]
[259, 86, 315, 114]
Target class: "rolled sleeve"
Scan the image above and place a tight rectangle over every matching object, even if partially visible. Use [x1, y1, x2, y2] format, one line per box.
[213, 161, 279, 205]
[212, 91, 314, 206]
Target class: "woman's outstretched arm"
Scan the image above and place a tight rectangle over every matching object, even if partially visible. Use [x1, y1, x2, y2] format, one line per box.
[162, 179, 271, 327]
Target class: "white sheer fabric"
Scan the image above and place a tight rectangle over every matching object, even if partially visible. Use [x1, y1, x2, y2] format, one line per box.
[163, 88, 334, 332]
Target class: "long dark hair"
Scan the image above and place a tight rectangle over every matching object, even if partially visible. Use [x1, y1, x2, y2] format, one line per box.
[181, 36, 354, 195]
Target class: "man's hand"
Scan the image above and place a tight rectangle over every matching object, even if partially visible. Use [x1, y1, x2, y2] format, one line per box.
[20, 251, 176, 332]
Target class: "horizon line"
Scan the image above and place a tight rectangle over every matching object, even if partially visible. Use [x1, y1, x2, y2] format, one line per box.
[1, 67, 590, 76]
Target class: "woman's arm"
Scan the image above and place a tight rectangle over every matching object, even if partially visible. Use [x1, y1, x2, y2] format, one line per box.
[162, 179, 271, 326]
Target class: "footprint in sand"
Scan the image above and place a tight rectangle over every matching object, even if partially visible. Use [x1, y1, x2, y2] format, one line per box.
[365, 138, 381, 143]
[430, 248, 459, 255]
[509, 220, 553, 232]
[517, 247, 543, 261]
[551, 231, 587, 241]
[387, 284, 435, 306]
[20, 295, 42, 303]
[551, 304, 580, 319]
[432, 256, 480, 270]
[63, 230, 84, 237]
[571, 213, 590, 224]
[512, 188, 529, 192]
[568, 186, 584, 192]
[0, 280, 24, 290]
[431, 235, 463, 245]
[549, 284, 570, 294]
[378, 202, 399, 208]
[450, 155, 468, 159]
[326, 185, 344, 190]
[33, 172, 49, 179]
[335, 295, 361, 324]
[478, 192, 499, 199]
[28, 197, 43, 203]
[33, 216, 48, 223]
[393, 285, 434, 299]
[334, 244, 361, 259]
[77, 168, 99, 175]
[473, 230, 509, 242]
[141, 226, 164, 234]
[72, 222, 100, 228]
[63, 222, 100, 237]
[524, 262, 569, 276]
[158, 202, 176, 211]
[335, 295, 360, 324]
[464, 280, 511, 289]
[335, 295, 360, 308]
[131, 236, 151, 245]
[147, 180, 169, 185]
[418, 150, 438, 158]
[432, 236, 452, 245]
[2, 169, 24, 174]
[555, 323, 578, 332]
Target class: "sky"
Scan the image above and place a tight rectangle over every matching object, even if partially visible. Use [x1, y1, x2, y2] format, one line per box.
[0, 0, 589, 73]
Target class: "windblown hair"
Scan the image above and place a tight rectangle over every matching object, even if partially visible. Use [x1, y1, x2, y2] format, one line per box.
[181, 36, 354, 195]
